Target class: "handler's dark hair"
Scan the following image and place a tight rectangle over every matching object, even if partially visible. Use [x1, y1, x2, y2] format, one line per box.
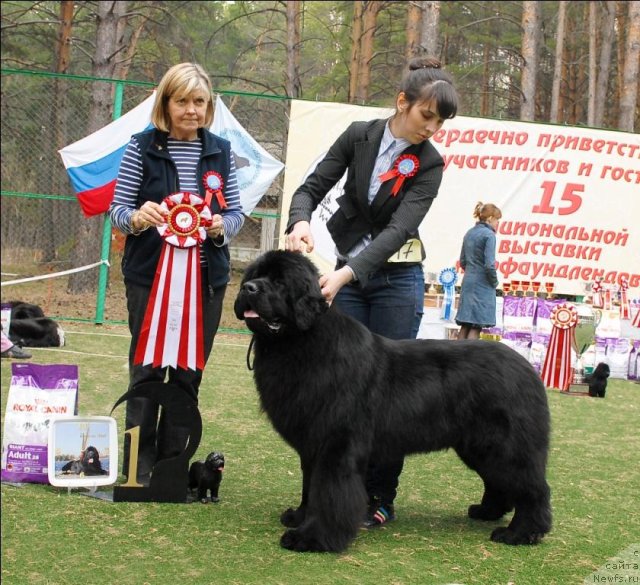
[400, 56, 458, 120]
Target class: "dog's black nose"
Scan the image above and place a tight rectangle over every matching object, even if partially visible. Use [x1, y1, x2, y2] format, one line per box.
[242, 281, 259, 294]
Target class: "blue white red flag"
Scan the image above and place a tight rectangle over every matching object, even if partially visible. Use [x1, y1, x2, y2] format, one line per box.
[58, 92, 155, 217]
[211, 95, 284, 214]
[59, 92, 284, 218]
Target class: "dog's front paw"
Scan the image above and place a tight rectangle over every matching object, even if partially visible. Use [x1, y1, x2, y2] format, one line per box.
[280, 507, 305, 527]
[490, 526, 544, 545]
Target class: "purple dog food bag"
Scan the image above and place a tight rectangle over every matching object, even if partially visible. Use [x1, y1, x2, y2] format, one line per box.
[1, 363, 78, 483]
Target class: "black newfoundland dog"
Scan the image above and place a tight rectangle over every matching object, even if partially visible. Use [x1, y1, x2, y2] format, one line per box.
[586, 362, 610, 398]
[61, 446, 108, 476]
[4, 300, 65, 348]
[234, 251, 552, 553]
[189, 451, 225, 503]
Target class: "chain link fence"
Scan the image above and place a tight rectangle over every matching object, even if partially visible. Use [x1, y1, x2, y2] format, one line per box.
[1, 70, 290, 328]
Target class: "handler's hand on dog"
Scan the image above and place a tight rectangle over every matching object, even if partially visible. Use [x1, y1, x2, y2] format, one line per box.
[319, 267, 353, 303]
[286, 221, 314, 253]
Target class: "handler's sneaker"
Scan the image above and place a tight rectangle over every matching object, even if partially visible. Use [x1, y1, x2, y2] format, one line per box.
[363, 503, 396, 529]
[1, 345, 32, 359]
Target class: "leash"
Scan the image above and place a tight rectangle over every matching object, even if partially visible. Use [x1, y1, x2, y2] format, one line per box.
[246, 335, 255, 371]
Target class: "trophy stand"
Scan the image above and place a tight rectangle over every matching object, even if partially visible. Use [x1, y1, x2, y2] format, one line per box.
[567, 304, 602, 395]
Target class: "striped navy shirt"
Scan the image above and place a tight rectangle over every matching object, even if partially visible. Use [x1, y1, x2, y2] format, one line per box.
[109, 136, 244, 255]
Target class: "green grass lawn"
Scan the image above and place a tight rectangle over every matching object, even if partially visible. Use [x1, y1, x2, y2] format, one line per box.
[2, 322, 639, 585]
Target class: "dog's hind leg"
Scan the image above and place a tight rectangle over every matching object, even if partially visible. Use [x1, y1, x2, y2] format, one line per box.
[468, 478, 514, 521]
[491, 480, 552, 545]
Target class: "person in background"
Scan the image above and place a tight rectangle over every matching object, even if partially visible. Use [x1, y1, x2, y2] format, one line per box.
[1, 328, 31, 359]
[455, 202, 502, 340]
[285, 56, 459, 527]
[108, 62, 244, 485]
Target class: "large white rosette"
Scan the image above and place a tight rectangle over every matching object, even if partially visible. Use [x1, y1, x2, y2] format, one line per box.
[134, 192, 212, 371]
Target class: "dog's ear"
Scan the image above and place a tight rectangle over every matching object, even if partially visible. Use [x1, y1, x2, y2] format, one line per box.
[294, 293, 328, 331]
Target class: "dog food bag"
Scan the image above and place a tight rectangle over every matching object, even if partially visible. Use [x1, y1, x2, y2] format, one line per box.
[1, 363, 78, 484]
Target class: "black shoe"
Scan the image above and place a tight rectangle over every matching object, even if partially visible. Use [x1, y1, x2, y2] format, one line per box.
[1, 345, 32, 359]
[362, 503, 396, 529]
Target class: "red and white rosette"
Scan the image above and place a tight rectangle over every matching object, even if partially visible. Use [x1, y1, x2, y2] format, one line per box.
[203, 171, 227, 209]
[618, 277, 630, 320]
[541, 303, 578, 391]
[379, 154, 419, 196]
[134, 192, 213, 371]
[591, 278, 603, 308]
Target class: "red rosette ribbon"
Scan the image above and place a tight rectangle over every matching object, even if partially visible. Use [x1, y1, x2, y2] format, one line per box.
[202, 171, 227, 209]
[591, 278, 604, 308]
[378, 154, 420, 196]
[134, 192, 213, 372]
[619, 276, 630, 320]
[541, 303, 578, 391]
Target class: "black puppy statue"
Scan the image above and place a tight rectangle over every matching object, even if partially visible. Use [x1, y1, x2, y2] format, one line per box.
[586, 362, 610, 398]
[188, 452, 224, 503]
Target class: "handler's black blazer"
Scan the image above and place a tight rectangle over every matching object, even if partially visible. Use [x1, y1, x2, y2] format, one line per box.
[287, 118, 445, 286]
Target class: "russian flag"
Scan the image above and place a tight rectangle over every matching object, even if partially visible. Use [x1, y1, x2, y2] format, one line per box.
[59, 92, 156, 217]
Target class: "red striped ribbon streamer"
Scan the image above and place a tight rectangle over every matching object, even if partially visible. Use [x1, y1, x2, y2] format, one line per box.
[619, 277, 630, 320]
[541, 303, 578, 391]
[134, 192, 212, 371]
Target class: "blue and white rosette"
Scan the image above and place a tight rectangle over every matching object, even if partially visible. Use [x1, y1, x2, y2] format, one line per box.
[439, 267, 458, 321]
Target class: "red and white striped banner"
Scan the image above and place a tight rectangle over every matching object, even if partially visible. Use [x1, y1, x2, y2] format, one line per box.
[134, 192, 212, 371]
[541, 303, 578, 391]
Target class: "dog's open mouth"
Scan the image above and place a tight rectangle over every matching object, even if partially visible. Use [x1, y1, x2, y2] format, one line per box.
[243, 309, 281, 332]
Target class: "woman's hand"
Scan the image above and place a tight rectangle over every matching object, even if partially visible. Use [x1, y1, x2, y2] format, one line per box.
[132, 201, 167, 231]
[285, 221, 314, 253]
[206, 214, 225, 239]
[319, 266, 354, 304]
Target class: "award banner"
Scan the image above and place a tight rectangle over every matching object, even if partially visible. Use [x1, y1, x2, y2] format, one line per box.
[134, 192, 212, 371]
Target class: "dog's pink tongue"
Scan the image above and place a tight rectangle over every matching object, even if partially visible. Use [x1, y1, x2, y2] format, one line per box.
[244, 310, 259, 318]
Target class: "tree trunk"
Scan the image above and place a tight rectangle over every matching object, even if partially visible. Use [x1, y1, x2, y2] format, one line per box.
[405, 1, 422, 61]
[550, 0, 566, 123]
[68, 1, 127, 294]
[520, 1, 541, 121]
[587, 1, 597, 126]
[481, 43, 490, 117]
[286, 0, 302, 98]
[618, 0, 640, 132]
[44, 0, 75, 263]
[419, 1, 440, 58]
[615, 0, 628, 123]
[594, 1, 615, 127]
[348, 1, 363, 103]
[355, 1, 382, 104]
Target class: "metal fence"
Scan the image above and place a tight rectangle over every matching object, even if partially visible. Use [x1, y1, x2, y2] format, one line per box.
[1, 69, 290, 326]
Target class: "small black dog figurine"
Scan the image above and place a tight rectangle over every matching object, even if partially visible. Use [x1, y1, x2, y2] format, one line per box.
[586, 362, 610, 398]
[188, 452, 224, 503]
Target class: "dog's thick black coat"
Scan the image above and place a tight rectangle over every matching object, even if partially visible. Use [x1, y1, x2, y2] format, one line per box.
[234, 251, 552, 553]
[586, 362, 610, 398]
[5, 300, 64, 348]
[188, 452, 224, 503]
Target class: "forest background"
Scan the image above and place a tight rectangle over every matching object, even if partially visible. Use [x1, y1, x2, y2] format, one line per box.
[1, 1, 639, 309]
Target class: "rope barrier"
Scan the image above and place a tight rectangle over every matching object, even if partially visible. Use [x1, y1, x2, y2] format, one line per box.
[0, 260, 109, 287]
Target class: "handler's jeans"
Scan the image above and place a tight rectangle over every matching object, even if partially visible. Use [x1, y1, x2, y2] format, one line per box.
[332, 263, 425, 506]
[122, 275, 225, 480]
